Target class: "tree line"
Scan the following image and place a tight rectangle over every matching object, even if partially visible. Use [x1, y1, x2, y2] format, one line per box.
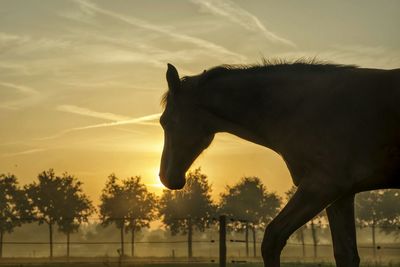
[0, 169, 399, 259]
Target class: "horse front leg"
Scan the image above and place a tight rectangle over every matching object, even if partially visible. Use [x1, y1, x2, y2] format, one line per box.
[326, 194, 360, 267]
[261, 181, 340, 267]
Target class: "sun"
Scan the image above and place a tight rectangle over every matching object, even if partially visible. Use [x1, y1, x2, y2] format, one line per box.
[145, 168, 166, 191]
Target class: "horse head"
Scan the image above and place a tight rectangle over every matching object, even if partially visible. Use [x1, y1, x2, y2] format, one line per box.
[159, 64, 214, 190]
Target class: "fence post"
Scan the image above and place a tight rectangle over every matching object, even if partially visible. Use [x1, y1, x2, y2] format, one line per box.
[188, 217, 193, 258]
[219, 215, 226, 267]
[245, 222, 249, 257]
[252, 225, 256, 257]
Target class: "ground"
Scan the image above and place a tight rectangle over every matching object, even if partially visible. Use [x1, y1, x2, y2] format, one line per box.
[0, 262, 399, 267]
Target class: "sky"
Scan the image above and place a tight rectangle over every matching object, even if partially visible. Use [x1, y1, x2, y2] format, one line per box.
[1, 0, 400, 203]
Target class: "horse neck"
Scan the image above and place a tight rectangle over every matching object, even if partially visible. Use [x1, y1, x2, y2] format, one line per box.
[196, 73, 295, 150]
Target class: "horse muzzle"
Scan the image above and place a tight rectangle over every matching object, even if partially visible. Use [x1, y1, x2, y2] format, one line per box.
[159, 172, 186, 190]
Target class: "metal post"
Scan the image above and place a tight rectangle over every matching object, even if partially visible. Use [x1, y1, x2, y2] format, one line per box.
[219, 215, 226, 267]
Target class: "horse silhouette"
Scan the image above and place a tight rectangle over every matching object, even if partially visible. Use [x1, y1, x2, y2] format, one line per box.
[158, 61, 400, 267]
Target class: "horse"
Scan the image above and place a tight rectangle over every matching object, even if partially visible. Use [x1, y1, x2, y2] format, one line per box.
[158, 60, 400, 267]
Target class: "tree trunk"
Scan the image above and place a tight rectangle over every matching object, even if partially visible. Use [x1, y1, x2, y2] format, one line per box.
[300, 228, 306, 258]
[252, 225, 256, 257]
[131, 224, 135, 257]
[245, 223, 249, 257]
[311, 220, 317, 259]
[188, 217, 193, 259]
[120, 225, 125, 257]
[0, 230, 3, 258]
[66, 231, 70, 258]
[49, 222, 53, 259]
[372, 222, 376, 257]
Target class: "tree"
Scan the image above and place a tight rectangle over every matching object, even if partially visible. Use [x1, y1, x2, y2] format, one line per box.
[25, 169, 64, 259]
[123, 176, 157, 257]
[159, 168, 215, 258]
[99, 174, 157, 257]
[56, 172, 94, 258]
[309, 210, 326, 258]
[0, 174, 27, 258]
[377, 190, 400, 237]
[26, 170, 94, 258]
[355, 189, 400, 257]
[219, 177, 281, 257]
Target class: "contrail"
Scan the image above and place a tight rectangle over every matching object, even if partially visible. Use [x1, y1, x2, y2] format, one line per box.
[74, 0, 246, 60]
[57, 104, 131, 121]
[36, 113, 161, 140]
[191, 0, 296, 47]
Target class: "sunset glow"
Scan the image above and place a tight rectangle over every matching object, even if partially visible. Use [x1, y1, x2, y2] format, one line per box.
[1, 0, 399, 205]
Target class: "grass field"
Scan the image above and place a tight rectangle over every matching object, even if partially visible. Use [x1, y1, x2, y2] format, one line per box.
[0, 261, 399, 267]
[0, 264, 397, 267]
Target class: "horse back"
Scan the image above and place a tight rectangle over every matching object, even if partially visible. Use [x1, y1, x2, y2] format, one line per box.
[275, 67, 400, 191]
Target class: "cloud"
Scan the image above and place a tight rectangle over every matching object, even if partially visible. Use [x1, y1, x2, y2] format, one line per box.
[37, 112, 161, 140]
[57, 104, 131, 121]
[0, 32, 71, 54]
[61, 28, 212, 71]
[71, 0, 246, 61]
[0, 81, 39, 95]
[92, 48, 166, 68]
[275, 45, 400, 69]
[331, 44, 386, 56]
[0, 62, 32, 76]
[190, 0, 296, 47]
[68, 113, 161, 130]
[0, 32, 29, 51]
[0, 82, 42, 110]
[2, 148, 47, 158]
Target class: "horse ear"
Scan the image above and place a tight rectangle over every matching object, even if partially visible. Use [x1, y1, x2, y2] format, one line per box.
[166, 63, 181, 94]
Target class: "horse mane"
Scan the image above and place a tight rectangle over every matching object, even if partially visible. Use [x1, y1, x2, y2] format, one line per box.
[199, 58, 358, 84]
[161, 58, 358, 107]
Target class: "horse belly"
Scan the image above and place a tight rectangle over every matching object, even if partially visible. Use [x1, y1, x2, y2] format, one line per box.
[351, 144, 400, 192]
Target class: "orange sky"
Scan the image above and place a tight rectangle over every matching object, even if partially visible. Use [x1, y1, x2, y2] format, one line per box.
[1, 0, 399, 204]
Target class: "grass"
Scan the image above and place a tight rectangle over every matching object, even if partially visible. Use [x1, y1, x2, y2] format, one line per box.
[1, 262, 398, 267]
[0, 258, 398, 267]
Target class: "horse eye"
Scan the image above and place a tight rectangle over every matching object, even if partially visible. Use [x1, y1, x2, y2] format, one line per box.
[160, 115, 168, 126]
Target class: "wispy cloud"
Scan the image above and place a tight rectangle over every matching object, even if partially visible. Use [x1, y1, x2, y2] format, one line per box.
[0, 82, 42, 110]
[0, 81, 39, 95]
[2, 148, 47, 158]
[0, 32, 29, 51]
[70, 0, 246, 61]
[191, 0, 295, 47]
[72, 113, 161, 129]
[57, 104, 131, 121]
[331, 44, 386, 57]
[0, 32, 71, 54]
[275, 45, 400, 69]
[37, 112, 161, 140]
[60, 28, 210, 72]
[0, 62, 32, 76]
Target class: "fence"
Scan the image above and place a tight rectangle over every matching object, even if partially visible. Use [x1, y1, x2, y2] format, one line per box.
[0, 216, 399, 266]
